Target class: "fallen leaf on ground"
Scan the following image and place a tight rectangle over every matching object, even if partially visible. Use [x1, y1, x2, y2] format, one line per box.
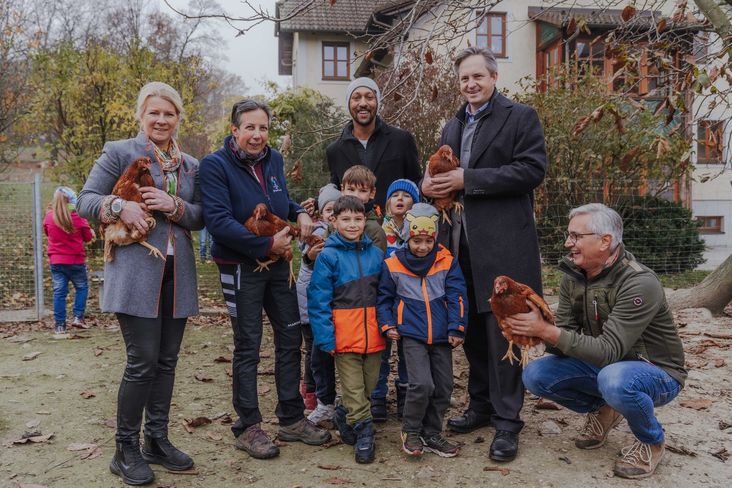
[318, 464, 341, 470]
[6, 433, 54, 446]
[206, 432, 223, 441]
[325, 477, 351, 485]
[218, 414, 233, 425]
[321, 437, 342, 448]
[22, 351, 41, 361]
[67, 442, 97, 451]
[25, 419, 40, 429]
[719, 420, 732, 430]
[483, 466, 510, 476]
[679, 398, 713, 410]
[80, 389, 96, 399]
[194, 372, 213, 382]
[713, 358, 726, 367]
[558, 456, 572, 464]
[182, 417, 211, 433]
[711, 448, 729, 462]
[94, 348, 104, 357]
[80, 446, 103, 460]
[535, 398, 561, 410]
[667, 443, 697, 456]
[214, 355, 231, 363]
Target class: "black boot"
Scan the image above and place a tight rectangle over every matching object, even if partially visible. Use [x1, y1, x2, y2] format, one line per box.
[141, 435, 194, 471]
[353, 419, 375, 464]
[396, 383, 408, 419]
[370, 397, 387, 423]
[110, 440, 155, 486]
[334, 405, 356, 445]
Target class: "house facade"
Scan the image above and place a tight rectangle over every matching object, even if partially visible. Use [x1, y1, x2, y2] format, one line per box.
[275, 0, 731, 253]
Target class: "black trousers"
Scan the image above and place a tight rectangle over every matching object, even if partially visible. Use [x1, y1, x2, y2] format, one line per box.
[218, 260, 304, 437]
[401, 337, 453, 437]
[116, 258, 187, 442]
[459, 237, 525, 434]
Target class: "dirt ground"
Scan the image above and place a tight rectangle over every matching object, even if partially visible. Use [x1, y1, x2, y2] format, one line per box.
[1, 308, 730, 488]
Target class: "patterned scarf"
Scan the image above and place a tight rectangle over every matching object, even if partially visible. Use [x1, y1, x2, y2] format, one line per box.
[151, 138, 182, 196]
[228, 137, 269, 165]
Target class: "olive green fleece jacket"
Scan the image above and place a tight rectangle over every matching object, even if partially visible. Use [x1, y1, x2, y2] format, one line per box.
[549, 247, 687, 387]
[365, 209, 387, 253]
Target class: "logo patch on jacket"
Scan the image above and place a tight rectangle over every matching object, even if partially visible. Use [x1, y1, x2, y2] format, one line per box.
[632, 296, 644, 307]
[270, 176, 282, 192]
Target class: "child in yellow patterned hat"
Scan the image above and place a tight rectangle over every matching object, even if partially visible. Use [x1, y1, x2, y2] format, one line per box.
[377, 202, 468, 458]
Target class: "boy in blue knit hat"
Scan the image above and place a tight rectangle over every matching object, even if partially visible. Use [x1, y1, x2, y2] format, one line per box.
[377, 203, 467, 458]
[382, 178, 420, 257]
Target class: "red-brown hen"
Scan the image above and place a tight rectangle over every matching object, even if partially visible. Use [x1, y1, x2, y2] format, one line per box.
[490, 275, 555, 367]
[244, 203, 301, 284]
[103, 157, 164, 262]
[427, 144, 464, 224]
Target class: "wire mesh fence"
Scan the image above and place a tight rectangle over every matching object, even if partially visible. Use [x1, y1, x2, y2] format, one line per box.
[0, 178, 713, 321]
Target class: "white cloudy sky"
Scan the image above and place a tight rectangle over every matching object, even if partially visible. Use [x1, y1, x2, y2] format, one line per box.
[161, 0, 291, 94]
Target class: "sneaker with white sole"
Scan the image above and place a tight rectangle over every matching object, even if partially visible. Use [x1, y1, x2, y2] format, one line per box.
[53, 325, 68, 339]
[422, 433, 460, 457]
[307, 401, 335, 427]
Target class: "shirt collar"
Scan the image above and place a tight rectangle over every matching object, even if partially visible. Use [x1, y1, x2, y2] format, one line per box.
[465, 100, 491, 124]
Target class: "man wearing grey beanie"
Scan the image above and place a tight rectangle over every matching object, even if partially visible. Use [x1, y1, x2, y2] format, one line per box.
[326, 77, 422, 209]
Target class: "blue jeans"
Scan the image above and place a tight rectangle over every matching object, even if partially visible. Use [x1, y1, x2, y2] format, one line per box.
[50, 264, 89, 326]
[523, 355, 682, 444]
[199, 228, 211, 261]
[372, 339, 408, 399]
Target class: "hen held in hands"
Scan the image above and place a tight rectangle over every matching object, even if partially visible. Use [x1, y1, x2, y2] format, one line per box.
[102, 157, 165, 262]
[244, 203, 303, 284]
[427, 144, 464, 224]
[490, 275, 555, 367]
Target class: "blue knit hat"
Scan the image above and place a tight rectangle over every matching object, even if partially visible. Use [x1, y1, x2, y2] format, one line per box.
[386, 179, 420, 204]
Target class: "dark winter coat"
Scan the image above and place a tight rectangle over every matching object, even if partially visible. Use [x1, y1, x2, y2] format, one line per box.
[439, 93, 547, 313]
[326, 116, 422, 208]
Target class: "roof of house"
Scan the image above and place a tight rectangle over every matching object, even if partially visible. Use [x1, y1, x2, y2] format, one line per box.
[277, 0, 413, 34]
[527, 6, 660, 28]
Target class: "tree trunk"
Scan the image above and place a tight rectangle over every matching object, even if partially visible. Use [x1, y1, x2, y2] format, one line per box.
[668, 252, 732, 315]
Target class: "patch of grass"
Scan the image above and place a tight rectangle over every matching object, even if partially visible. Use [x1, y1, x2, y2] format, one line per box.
[659, 269, 709, 290]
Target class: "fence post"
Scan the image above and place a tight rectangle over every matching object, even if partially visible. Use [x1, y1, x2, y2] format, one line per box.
[32, 173, 44, 321]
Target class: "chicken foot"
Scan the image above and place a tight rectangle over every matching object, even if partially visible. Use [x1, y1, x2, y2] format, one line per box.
[138, 241, 165, 260]
[501, 340, 521, 365]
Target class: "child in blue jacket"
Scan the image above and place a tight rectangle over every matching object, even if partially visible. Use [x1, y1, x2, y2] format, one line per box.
[377, 203, 467, 458]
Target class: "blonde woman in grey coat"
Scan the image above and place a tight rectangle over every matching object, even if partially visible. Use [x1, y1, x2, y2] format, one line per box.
[77, 82, 203, 486]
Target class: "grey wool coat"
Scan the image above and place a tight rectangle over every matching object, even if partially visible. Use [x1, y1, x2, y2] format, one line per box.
[438, 93, 547, 314]
[77, 132, 204, 318]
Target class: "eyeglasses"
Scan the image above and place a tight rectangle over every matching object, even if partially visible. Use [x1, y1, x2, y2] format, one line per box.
[563, 231, 599, 244]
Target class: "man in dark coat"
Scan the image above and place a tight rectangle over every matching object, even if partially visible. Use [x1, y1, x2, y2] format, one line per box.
[421, 46, 547, 462]
[326, 77, 422, 209]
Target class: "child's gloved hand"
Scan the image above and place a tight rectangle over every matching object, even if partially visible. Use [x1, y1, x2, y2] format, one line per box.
[448, 336, 464, 348]
[386, 329, 400, 340]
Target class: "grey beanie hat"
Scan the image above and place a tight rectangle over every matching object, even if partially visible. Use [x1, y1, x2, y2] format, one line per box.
[346, 77, 381, 112]
[318, 183, 342, 211]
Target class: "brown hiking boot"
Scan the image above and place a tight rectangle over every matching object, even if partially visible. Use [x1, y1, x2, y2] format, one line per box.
[613, 440, 665, 479]
[235, 424, 279, 459]
[278, 418, 332, 445]
[575, 405, 623, 449]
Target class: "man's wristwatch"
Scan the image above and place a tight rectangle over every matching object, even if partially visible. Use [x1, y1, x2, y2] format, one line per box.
[111, 198, 125, 217]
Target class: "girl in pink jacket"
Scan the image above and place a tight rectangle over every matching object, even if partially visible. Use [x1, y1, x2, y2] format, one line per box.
[43, 187, 94, 336]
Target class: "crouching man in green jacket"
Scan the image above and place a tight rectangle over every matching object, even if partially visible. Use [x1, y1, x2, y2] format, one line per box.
[506, 203, 686, 479]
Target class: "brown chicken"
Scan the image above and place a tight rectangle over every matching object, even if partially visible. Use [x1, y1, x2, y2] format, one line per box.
[244, 203, 301, 284]
[427, 144, 463, 224]
[490, 275, 555, 367]
[102, 157, 164, 262]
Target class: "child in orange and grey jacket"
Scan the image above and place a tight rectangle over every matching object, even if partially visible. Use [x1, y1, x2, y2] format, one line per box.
[377, 203, 467, 458]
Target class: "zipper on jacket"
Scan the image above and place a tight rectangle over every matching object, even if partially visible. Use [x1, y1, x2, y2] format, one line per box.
[355, 243, 368, 354]
[421, 278, 433, 344]
[592, 296, 599, 322]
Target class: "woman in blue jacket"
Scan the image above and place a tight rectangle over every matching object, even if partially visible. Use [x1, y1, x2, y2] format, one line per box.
[199, 100, 330, 460]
